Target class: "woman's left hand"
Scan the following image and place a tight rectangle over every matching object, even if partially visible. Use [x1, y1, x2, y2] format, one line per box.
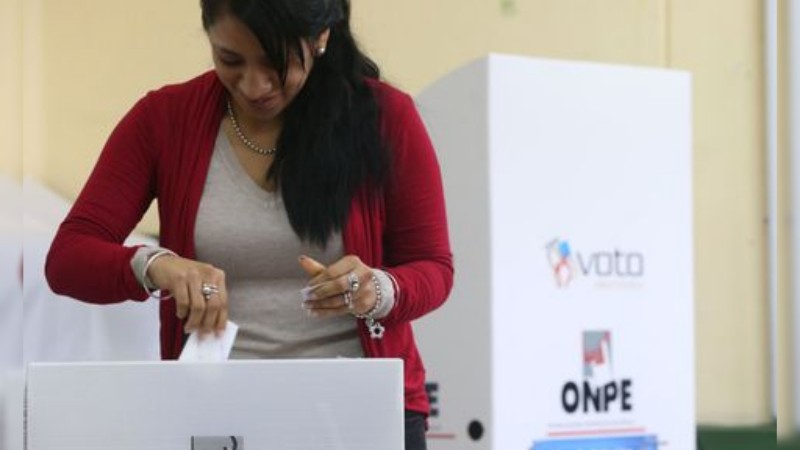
[298, 254, 377, 317]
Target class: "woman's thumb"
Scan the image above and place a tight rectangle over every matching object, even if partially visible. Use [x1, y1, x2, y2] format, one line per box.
[298, 255, 326, 276]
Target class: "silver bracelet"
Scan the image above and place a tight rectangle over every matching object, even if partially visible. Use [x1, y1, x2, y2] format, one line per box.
[355, 273, 385, 339]
[140, 249, 177, 300]
[382, 269, 400, 301]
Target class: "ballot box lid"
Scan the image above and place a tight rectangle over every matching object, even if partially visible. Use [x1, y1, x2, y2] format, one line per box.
[26, 359, 404, 450]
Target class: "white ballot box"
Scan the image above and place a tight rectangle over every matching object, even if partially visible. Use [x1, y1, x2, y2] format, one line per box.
[414, 54, 694, 450]
[26, 359, 404, 450]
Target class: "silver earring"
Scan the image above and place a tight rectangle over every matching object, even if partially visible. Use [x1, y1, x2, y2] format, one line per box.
[316, 46, 326, 57]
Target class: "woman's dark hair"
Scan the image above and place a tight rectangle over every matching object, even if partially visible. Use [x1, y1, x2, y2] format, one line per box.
[200, 0, 389, 248]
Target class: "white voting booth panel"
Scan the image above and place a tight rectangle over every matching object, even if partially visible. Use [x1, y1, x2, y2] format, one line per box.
[414, 55, 693, 450]
[21, 178, 160, 365]
[0, 178, 161, 450]
[27, 360, 404, 450]
[0, 176, 21, 372]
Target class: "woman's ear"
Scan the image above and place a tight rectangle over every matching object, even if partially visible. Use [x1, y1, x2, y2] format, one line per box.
[315, 28, 331, 57]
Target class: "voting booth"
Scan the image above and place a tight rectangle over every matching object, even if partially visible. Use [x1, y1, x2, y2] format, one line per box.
[0, 178, 161, 450]
[0, 176, 22, 450]
[26, 359, 404, 450]
[21, 178, 160, 365]
[413, 55, 694, 449]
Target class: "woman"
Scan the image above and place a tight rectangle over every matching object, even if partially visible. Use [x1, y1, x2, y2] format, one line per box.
[45, 0, 452, 448]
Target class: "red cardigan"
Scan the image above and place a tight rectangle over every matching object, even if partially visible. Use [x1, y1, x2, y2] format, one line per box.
[46, 71, 454, 414]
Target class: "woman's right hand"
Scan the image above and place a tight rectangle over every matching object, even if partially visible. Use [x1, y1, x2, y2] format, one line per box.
[147, 255, 228, 336]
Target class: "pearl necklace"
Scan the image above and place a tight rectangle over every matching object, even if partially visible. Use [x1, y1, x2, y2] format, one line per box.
[226, 98, 277, 156]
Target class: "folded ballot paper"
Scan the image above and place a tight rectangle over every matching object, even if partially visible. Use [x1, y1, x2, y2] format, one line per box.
[179, 321, 238, 362]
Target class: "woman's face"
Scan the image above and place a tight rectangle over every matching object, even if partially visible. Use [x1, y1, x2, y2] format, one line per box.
[207, 14, 321, 123]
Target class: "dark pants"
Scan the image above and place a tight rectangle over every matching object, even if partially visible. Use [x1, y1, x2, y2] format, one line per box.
[405, 410, 428, 450]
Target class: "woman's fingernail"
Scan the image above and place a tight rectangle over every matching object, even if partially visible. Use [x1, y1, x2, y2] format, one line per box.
[299, 286, 315, 300]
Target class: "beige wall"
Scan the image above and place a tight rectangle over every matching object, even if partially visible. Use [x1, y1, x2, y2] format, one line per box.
[15, 0, 771, 426]
[0, 0, 22, 180]
[668, 0, 770, 424]
[22, 0, 211, 232]
[351, 0, 667, 93]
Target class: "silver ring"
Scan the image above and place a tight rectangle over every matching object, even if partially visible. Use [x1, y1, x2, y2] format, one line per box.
[201, 283, 219, 300]
[343, 291, 353, 310]
[347, 272, 360, 293]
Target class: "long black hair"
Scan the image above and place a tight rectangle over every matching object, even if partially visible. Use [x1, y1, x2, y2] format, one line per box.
[200, 0, 389, 248]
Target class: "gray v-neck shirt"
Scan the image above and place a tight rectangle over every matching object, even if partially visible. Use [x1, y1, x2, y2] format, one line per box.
[194, 129, 363, 359]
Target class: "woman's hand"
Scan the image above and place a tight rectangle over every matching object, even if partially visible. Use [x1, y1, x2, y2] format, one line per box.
[299, 255, 377, 317]
[147, 255, 228, 335]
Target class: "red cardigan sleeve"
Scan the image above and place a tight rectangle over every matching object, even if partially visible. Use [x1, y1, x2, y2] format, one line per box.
[379, 90, 454, 325]
[45, 94, 158, 303]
